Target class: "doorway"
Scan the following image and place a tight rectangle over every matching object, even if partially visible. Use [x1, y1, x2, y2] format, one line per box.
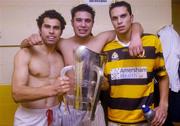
[172, 0, 180, 34]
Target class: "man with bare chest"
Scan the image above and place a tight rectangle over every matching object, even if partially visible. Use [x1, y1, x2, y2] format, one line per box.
[12, 10, 70, 126]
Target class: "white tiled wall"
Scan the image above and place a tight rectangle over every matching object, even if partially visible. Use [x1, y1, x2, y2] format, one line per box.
[0, 0, 172, 84]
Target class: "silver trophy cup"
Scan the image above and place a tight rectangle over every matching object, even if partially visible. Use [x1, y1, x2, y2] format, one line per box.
[61, 46, 106, 120]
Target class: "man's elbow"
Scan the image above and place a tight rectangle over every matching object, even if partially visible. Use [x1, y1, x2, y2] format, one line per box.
[12, 88, 23, 103]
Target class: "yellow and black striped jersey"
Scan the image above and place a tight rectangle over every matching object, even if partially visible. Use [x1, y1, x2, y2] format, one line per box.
[103, 34, 167, 124]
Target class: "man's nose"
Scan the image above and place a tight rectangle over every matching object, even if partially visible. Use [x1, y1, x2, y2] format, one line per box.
[117, 17, 122, 24]
[49, 28, 54, 33]
[81, 21, 86, 27]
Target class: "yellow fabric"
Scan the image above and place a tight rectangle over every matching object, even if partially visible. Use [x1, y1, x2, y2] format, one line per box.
[110, 82, 154, 98]
[0, 84, 18, 126]
[108, 109, 144, 123]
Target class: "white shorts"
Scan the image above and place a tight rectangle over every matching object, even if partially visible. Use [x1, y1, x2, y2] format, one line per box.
[60, 102, 106, 126]
[14, 104, 62, 126]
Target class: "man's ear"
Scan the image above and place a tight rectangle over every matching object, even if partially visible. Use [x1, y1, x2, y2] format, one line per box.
[131, 14, 134, 22]
[71, 19, 73, 25]
[39, 30, 41, 36]
[60, 31, 63, 36]
[92, 20, 95, 26]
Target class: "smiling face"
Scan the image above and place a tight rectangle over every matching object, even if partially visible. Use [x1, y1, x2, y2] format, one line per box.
[110, 6, 133, 35]
[40, 17, 61, 45]
[71, 11, 94, 38]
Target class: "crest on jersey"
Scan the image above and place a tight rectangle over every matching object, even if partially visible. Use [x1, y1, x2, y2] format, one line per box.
[111, 52, 119, 61]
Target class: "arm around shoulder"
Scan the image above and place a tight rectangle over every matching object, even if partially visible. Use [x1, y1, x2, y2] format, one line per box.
[129, 22, 144, 56]
[20, 34, 43, 48]
[20, 39, 31, 48]
[94, 30, 116, 45]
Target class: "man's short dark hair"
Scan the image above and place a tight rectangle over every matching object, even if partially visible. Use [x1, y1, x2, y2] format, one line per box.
[71, 4, 95, 22]
[109, 1, 132, 16]
[36, 10, 66, 31]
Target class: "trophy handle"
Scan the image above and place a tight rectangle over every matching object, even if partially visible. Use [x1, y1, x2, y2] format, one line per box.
[60, 65, 74, 77]
[90, 65, 104, 120]
[60, 65, 74, 114]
